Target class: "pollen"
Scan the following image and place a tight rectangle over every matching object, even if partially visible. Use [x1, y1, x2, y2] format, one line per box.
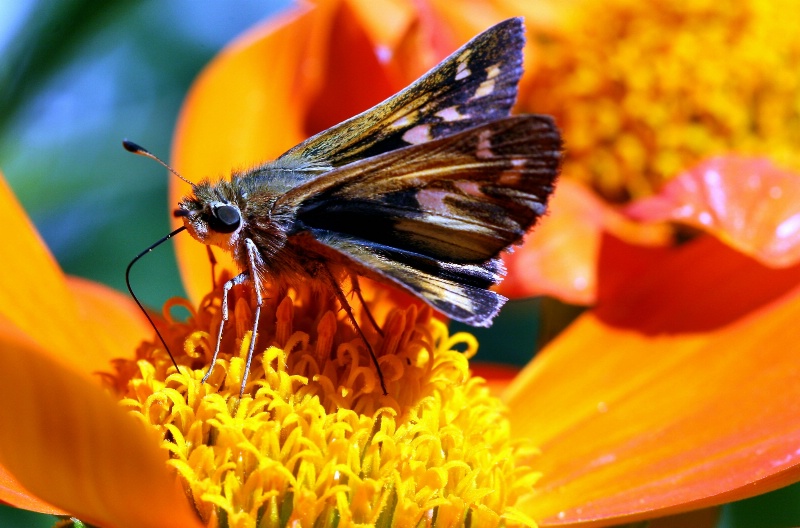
[106, 280, 540, 527]
[522, 0, 800, 201]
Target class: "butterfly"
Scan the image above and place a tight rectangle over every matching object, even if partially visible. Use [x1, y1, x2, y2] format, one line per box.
[124, 17, 561, 396]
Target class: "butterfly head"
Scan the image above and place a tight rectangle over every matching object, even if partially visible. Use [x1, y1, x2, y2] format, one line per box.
[175, 182, 245, 249]
[120, 139, 245, 247]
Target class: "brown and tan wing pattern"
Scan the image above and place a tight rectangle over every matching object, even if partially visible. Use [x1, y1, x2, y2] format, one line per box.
[275, 114, 561, 325]
[276, 18, 527, 170]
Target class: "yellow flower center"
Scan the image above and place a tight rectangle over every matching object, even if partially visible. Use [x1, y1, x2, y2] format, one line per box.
[106, 281, 539, 527]
[522, 0, 800, 200]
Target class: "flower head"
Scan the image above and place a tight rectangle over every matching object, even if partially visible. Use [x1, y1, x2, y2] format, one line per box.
[107, 279, 538, 527]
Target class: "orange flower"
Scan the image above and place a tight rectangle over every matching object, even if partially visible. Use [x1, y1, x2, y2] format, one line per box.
[2, 2, 800, 528]
[170, 1, 800, 525]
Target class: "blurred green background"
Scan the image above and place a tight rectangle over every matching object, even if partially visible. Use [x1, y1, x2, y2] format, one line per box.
[1, 1, 799, 527]
[2, 0, 290, 309]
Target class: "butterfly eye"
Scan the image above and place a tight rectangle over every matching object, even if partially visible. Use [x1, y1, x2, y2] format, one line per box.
[209, 203, 241, 233]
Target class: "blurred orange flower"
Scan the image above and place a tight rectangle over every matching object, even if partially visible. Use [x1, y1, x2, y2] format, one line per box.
[515, 0, 800, 201]
[2, 1, 800, 527]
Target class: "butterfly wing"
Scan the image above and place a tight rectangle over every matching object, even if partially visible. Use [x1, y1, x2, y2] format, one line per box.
[275, 114, 561, 326]
[276, 17, 526, 170]
[310, 235, 508, 326]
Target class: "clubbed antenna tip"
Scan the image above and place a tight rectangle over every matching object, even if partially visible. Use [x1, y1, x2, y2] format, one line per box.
[122, 139, 147, 154]
[122, 139, 194, 186]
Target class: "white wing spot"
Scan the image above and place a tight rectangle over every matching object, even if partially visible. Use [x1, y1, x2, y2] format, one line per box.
[415, 189, 450, 214]
[486, 64, 501, 79]
[436, 106, 464, 122]
[402, 124, 432, 144]
[472, 79, 495, 99]
[456, 60, 471, 81]
[389, 113, 414, 129]
[419, 214, 496, 236]
[476, 129, 493, 158]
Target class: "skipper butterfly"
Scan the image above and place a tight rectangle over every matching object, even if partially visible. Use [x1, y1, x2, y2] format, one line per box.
[125, 18, 561, 395]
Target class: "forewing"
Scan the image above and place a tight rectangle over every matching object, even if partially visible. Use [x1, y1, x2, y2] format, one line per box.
[276, 18, 526, 169]
[282, 114, 561, 263]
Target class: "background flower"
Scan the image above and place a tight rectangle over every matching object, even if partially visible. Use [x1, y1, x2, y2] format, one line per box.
[517, 0, 800, 202]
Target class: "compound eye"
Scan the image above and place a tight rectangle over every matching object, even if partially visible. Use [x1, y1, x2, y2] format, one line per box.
[209, 204, 241, 233]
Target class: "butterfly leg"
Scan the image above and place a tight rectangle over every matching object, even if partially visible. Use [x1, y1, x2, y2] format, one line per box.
[201, 270, 249, 385]
[240, 239, 264, 398]
[201, 240, 263, 397]
[349, 274, 383, 337]
[321, 265, 387, 394]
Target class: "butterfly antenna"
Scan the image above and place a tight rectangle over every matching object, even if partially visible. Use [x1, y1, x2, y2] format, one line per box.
[122, 139, 194, 186]
[125, 226, 187, 372]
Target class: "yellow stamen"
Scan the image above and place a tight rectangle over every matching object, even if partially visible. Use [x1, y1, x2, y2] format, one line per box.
[106, 282, 540, 527]
[523, 0, 800, 200]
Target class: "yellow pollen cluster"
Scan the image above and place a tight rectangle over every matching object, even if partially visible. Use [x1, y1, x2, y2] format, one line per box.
[522, 0, 800, 200]
[108, 283, 539, 527]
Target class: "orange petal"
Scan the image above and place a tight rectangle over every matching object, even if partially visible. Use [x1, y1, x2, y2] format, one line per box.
[504, 235, 800, 525]
[627, 156, 800, 267]
[349, 0, 458, 93]
[66, 276, 151, 372]
[302, 0, 395, 137]
[388, 1, 466, 85]
[0, 464, 63, 515]
[346, 0, 415, 49]
[0, 318, 202, 528]
[498, 180, 671, 304]
[0, 172, 104, 375]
